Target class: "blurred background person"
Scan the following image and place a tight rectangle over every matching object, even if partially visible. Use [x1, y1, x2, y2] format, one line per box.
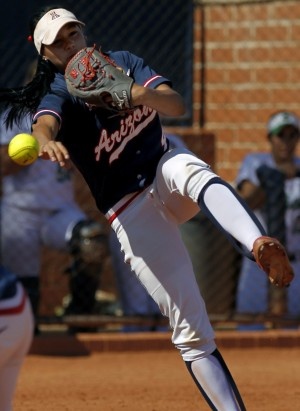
[235, 111, 300, 322]
[0, 264, 33, 411]
[0, 60, 108, 332]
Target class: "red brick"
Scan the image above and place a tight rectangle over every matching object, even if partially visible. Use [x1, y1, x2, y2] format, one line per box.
[207, 5, 234, 23]
[235, 4, 268, 22]
[254, 67, 290, 83]
[272, 3, 300, 19]
[255, 25, 288, 41]
[208, 47, 234, 63]
[227, 69, 252, 84]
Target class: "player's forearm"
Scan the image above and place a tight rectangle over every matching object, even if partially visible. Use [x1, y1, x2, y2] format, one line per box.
[32, 116, 69, 166]
[131, 84, 186, 117]
[31, 118, 58, 146]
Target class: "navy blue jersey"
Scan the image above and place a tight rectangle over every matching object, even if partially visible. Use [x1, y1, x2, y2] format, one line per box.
[34, 50, 171, 213]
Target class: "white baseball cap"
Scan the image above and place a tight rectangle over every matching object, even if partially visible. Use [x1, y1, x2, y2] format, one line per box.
[267, 111, 300, 136]
[34, 8, 85, 53]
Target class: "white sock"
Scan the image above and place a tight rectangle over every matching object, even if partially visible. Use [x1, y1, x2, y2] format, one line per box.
[189, 353, 244, 411]
[202, 183, 262, 252]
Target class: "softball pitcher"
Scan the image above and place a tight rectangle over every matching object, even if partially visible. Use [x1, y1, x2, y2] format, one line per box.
[0, 7, 294, 410]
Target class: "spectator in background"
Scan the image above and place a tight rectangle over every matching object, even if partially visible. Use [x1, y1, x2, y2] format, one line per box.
[235, 111, 300, 320]
[0, 62, 108, 331]
[0, 265, 34, 411]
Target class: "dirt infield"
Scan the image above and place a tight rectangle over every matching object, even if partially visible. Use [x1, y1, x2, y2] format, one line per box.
[14, 347, 300, 411]
[14, 330, 300, 411]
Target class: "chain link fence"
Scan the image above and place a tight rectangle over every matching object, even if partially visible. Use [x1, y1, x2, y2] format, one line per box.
[1, 0, 300, 331]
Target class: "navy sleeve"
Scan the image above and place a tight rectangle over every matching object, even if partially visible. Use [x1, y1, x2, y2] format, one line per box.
[110, 51, 172, 89]
[33, 73, 72, 126]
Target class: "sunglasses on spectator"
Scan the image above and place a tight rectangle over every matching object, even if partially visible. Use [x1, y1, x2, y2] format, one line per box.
[275, 129, 300, 139]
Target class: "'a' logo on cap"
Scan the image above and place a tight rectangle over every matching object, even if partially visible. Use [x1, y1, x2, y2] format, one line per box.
[50, 11, 60, 20]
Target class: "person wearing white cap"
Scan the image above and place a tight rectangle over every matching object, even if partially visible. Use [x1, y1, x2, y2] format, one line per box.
[32, 8, 85, 54]
[236, 111, 300, 322]
[0, 5, 295, 410]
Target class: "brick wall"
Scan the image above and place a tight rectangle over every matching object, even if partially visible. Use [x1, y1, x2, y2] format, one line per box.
[192, 0, 300, 182]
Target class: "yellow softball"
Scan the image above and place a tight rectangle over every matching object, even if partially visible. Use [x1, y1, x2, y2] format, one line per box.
[8, 133, 39, 166]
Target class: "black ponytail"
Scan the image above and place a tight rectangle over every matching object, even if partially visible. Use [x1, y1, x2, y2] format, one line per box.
[0, 57, 57, 128]
[0, 5, 62, 128]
